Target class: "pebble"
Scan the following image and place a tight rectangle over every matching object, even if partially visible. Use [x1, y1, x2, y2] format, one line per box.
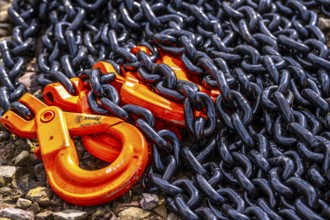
[35, 211, 54, 220]
[140, 193, 159, 210]
[102, 212, 113, 219]
[0, 177, 4, 187]
[14, 139, 26, 147]
[0, 9, 8, 23]
[118, 207, 151, 220]
[90, 209, 106, 220]
[114, 201, 140, 215]
[0, 186, 11, 195]
[28, 202, 40, 214]
[152, 204, 167, 219]
[17, 174, 39, 194]
[16, 198, 33, 209]
[0, 207, 34, 220]
[0, 166, 17, 182]
[49, 194, 62, 206]
[318, 17, 330, 30]
[53, 209, 87, 220]
[26, 187, 50, 206]
[0, 142, 16, 165]
[34, 164, 46, 182]
[0, 131, 10, 142]
[14, 151, 30, 166]
[18, 71, 41, 93]
[11, 189, 23, 201]
[167, 213, 182, 220]
[0, 28, 9, 37]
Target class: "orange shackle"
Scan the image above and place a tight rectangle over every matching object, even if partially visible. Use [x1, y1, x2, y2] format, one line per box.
[0, 94, 148, 206]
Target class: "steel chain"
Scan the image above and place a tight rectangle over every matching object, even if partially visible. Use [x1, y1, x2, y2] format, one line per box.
[1, 0, 330, 219]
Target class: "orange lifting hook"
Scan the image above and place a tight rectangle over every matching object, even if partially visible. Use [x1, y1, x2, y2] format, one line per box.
[93, 46, 220, 128]
[43, 78, 123, 163]
[0, 93, 148, 206]
[94, 61, 201, 127]
[39, 46, 219, 165]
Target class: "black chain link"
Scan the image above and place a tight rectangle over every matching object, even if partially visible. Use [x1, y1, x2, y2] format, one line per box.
[1, 0, 330, 219]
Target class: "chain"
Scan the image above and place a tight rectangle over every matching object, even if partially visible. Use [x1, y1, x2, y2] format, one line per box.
[1, 0, 330, 219]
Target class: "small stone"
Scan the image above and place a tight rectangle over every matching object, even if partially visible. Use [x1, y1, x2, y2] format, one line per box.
[0, 208, 34, 220]
[149, 216, 164, 220]
[17, 174, 40, 194]
[53, 209, 87, 220]
[0, 11, 8, 22]
[118, 207, 151, 220]
[26, 187, 50, 206]
[28, 202, 40, 214]
[2, 195, 13, 203]
[167, 213, 181, 220]
[0, 186, 11, 195]
[118, 191, 133, 203]
[36, 210, 54, 220]
[0, 177, 4, 187]
[11, 189, 24, 201]
[114, 201, 140, 215]
[14, 151, 30, 166]
[36, 211, 54, 220]
[0, 131, 10, 142]
[16, 198, 33, 209]
[140, 193, 159, 210]
[83, 206, 97, 215]
[34, 164, 46, 182]
[90, 209, 106, 220]
[318, 17, 330, 31]
[102, 212, 112, 220]
[0, 166, 17, 182]
[14, 139, 26, 147]
[18, 71, 41, 93]
[50, 194, 61, 206]
[152, 204, 167, 219]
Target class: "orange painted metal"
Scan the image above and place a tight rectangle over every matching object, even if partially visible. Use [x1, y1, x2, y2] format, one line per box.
[93, 46, 220, 128]
[40, 46, 219, 163]
[0, 93, 148, 206]
[94, 61, 201, 128]
[43, 79, 122, 163]
[131, 46, 220, 101]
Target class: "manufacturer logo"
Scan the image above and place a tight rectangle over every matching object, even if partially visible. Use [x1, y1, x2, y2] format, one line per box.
[75, 116, 82, 124]
[75, 115, 101, 124]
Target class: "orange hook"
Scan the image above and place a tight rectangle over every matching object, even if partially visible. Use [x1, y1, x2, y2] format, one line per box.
[132, 46, 220, 101]
[0, 94, 148, 206]
[92, 46, 220, 128]
[94, 61, 205, 128]
[43, 79, 122, 163]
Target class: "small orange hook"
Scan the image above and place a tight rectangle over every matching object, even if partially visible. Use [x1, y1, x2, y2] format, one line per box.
[0, 94, 148, 206]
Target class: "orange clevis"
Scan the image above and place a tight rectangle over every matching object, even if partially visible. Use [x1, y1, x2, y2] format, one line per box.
[0, 93, 148, 206]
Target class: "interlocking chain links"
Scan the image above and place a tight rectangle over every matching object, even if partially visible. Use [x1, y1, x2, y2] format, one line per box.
[1, 0, 330, 219]
[0, 0, 38, 117]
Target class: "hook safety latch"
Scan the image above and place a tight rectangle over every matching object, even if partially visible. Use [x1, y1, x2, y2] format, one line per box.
[0, 93, 148, 206]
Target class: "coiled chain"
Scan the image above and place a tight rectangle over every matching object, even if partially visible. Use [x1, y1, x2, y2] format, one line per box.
[1, 0, 330, 219]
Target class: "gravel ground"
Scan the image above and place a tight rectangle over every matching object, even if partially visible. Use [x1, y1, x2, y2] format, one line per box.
[0, 0, 330, 219]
